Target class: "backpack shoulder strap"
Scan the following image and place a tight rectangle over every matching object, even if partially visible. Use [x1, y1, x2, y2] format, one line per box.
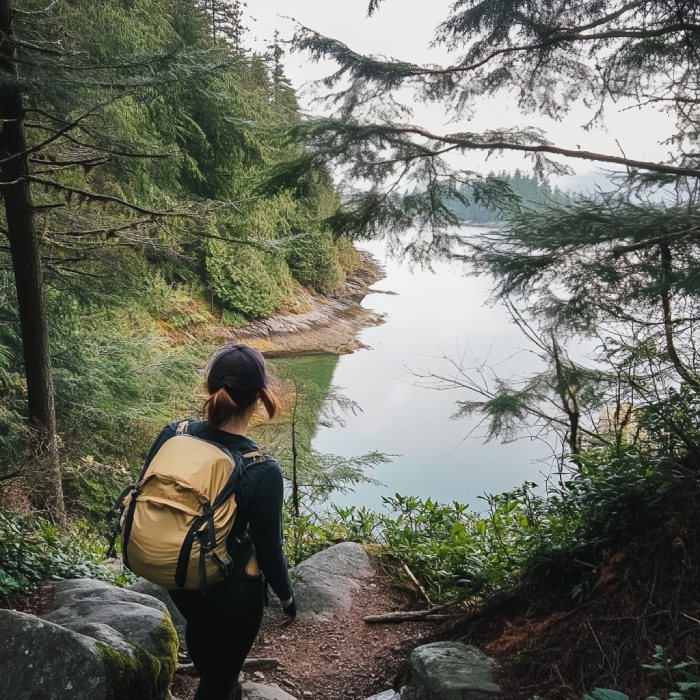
[175, 420, 189, 436]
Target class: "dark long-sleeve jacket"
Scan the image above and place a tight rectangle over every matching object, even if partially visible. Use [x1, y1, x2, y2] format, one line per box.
[142, 419, 293, 603]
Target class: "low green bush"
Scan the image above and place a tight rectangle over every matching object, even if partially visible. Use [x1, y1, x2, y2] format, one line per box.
[571, 648, 700, 700]
[207, 241, 293, 320]
[0, 511, 132, 595]
[285, 441, 672, 601]
[645, 647, 700, 700]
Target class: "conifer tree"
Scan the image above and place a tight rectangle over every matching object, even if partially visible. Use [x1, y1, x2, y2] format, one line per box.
[0, 0, 237, 519]
[267, 31, 298, 120]
[265, 1, 700, 459]
[0, 0, 63, 520]
[200, 0, 246, 49]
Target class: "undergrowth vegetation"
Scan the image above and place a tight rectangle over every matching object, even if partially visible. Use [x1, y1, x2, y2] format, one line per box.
[283, 391, 692, 601]
[0, 511, 131, 596]
[285, 446, 671, 600]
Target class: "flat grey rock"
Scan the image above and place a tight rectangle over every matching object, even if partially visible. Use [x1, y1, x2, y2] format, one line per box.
[61, 620, 138, 657]
[128, 577, 186, 646]
[402, 642, 500, 700]
[54, 577, 168, 613]
[242, 681, 298, 700]
[45, 578, 170, 656]
[0, 609, 108, 700]
[265, 542, 372, 623]
[365, 691, 401, 700]
[294, 542, 372, 580]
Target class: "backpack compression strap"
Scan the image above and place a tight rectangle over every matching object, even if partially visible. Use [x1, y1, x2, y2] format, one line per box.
[173, 449, 265, 591]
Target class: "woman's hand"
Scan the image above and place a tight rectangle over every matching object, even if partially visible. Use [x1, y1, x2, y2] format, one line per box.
[281, 591, 298, 626]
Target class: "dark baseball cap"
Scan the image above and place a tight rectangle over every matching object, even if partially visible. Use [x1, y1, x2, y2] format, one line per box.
[208, 344, 269, 392]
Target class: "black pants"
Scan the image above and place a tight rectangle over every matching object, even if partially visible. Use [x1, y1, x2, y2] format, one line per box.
[169, 588, 264, 700]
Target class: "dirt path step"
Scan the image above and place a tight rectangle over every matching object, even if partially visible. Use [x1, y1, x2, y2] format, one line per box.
[171, 543, 433, 700]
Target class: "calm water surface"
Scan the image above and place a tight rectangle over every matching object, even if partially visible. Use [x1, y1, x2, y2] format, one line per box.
[306, 236, 555, 511]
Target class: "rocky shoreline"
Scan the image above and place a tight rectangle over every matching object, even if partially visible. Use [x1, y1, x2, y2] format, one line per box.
[211, 251, 386, 357]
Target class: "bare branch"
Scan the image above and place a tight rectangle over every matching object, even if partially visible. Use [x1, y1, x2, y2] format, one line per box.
[394, 125, 700, 179]
[27, 177, 191, 218]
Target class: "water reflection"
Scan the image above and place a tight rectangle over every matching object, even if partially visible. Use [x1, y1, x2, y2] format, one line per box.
[290, 237, 556, 512]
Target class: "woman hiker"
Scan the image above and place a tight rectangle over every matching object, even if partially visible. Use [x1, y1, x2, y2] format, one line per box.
[143, 344, 298, 700]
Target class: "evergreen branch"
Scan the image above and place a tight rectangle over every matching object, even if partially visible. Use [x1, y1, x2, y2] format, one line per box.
[296, 18, 700, 83]
[23, 121, 177, 159]
[12, 0, 59, 16]
[43, 265, 101, 279]
[366, 0, 384, 17]
[32, 202, 65, 211]
[0, 97, 126, 166]
[612, 227, 700, 256]
[0, 32, 63, 56]
[27, 177, 190, 218]
[29, 156, 111, 168]
[659, 243, 700, 389]
[392, 125, 700, 178]
[16, 50, 196, 72]
[428, 365, 612, 446]
[560, 1, 645, 33]
[47, 219, 152, 238]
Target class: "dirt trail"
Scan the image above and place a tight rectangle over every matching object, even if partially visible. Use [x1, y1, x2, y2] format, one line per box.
[171, 563, 432, 700]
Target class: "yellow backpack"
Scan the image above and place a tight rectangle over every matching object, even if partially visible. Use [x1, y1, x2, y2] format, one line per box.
[112, 421, 261, 590]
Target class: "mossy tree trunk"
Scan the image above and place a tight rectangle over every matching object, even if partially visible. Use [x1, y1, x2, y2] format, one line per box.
[0, 0, 65, 525]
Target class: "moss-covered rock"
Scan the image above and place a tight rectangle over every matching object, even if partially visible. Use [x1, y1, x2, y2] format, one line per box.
[0, 610, 108, 700]
[0, 579, 181, 700]
[97, 617, 177, 700]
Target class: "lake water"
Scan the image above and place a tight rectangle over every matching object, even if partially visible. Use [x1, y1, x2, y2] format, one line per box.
[303, 236, 556, 512]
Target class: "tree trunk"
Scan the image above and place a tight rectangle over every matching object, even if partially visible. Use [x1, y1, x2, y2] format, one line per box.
[659, 243, 700, 389]
[0, 0, 65, 524]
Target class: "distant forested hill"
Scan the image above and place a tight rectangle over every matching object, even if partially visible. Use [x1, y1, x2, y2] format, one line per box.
[446, 170, 569, 224]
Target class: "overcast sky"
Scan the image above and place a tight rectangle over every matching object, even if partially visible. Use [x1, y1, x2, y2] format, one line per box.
[246, 0, 675, 192]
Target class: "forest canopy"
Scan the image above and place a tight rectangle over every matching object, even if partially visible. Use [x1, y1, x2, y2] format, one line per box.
[0, 0, 355, 519]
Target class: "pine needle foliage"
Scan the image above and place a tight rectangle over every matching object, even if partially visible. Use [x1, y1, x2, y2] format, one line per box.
[258, 1, 700, 468]
[0, 0, 357, 507]
[257, 1, 700, 256]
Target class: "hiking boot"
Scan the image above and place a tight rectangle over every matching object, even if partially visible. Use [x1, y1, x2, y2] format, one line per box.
[230, 681, 243, 700]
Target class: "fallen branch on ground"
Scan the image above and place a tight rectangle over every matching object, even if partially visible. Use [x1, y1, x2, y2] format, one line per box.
[364, 610, 459, 623]
[402, 562, 433, 607]
[364, 598, 482, 624]
[176, 657, 281, 676]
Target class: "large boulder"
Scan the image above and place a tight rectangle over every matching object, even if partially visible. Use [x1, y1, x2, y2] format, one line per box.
[242, 681, 298, 700]
[128, 577, 187, 646]
[0, 578, 178, 700]
[0, 610, 108, 700]
[44, 579, 175, 659]
[400, 642, 500, 700]
[365, 692, 400, 700]
[266, 542, 373, 623]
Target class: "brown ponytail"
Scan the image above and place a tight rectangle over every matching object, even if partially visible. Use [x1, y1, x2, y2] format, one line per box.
[203, 384, 282, 428]
[259, 386, 282, 420]
[204, 387, 238, 429]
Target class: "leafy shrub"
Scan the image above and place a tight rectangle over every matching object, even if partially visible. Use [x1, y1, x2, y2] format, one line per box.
[572, 647, 700, 700]
[646, 646, 700, 700]
[207, 241, 293, 320]
[288, 443, 671, 601]
[0, 511, 132, 595]
[285, 231, 345, 295]
[582, 691, 630, 700]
